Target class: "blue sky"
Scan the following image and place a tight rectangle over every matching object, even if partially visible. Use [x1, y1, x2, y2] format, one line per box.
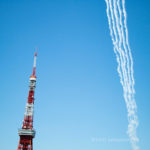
[0, 0, 150, 150]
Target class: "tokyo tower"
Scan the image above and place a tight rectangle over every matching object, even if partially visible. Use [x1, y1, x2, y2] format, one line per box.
[17, 51, 37, 150]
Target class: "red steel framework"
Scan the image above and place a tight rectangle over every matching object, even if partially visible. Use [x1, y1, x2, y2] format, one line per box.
[17, 51, 37, 150]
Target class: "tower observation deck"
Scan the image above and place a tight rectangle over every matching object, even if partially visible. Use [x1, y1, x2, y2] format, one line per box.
[17, 51, 37, 150]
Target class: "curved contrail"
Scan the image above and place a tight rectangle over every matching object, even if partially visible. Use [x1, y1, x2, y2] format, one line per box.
[104, 0, 139, 150]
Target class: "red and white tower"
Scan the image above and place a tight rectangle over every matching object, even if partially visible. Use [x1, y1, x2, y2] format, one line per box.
[17, 51, 37, 150]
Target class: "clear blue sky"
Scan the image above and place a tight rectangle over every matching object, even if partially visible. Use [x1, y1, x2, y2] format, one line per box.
[0, 0, 150, 150]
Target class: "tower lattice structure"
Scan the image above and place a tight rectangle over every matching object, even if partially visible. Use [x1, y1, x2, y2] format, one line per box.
[17, 51, 37, 150]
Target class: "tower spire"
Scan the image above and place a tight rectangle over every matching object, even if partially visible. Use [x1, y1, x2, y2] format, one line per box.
[17, 51, 38, 150]
[32, 49, 37, 77]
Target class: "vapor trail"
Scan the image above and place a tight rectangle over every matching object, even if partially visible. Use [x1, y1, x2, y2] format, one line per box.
[104, 0, 139, 150]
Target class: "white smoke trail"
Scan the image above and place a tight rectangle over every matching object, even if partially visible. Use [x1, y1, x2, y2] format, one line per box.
[104, 0, 139, 150]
